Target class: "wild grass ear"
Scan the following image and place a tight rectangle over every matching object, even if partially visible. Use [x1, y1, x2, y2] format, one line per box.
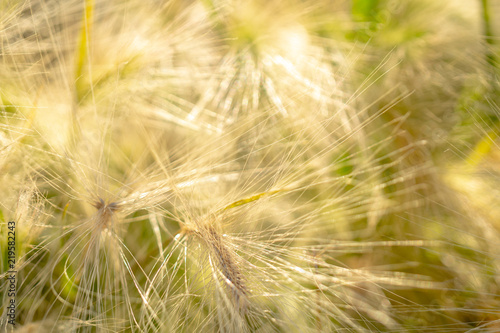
[2, 0, 500, 332]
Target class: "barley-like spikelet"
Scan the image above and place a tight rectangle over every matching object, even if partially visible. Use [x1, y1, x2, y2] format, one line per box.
[185, 223, 249, 312]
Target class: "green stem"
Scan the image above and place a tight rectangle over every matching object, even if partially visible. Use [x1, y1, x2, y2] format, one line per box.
[480, 0, 497, 69]
[74, 0, 95, 103]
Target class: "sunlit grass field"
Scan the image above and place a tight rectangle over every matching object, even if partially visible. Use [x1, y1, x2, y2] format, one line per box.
[1, 0, 499, 332]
